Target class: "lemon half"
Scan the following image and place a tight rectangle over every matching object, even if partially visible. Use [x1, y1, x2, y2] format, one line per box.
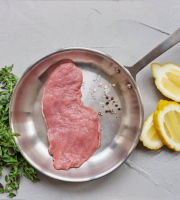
[151, 63, 180, 102]
[140, 112, 163, 149]
[154, 100, 180, 151]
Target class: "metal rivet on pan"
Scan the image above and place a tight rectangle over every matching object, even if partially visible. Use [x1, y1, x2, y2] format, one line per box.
[127, 83, 132, 90]
[115, 68, 120, 73]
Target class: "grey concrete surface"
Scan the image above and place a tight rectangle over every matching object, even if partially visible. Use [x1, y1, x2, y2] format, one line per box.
[0, 0, 180, 199]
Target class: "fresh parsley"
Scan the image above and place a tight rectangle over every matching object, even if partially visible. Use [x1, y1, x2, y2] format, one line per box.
[0, 65, 40, 198]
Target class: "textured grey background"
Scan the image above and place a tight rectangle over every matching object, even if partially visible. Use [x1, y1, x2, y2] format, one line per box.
[1, 0, 180, 199]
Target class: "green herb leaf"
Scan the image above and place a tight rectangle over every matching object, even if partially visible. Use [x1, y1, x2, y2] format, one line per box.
[0, 183, 4, 193]
[32, 178, 40, 183]
[2, 154, 17, 163]
[9, 193, 16, 198]
[23, 171, 31, 179]
[5, 175, 8, 182]
[1, 116, 9, 121]
[0, 188, 4, 194]
[0, 65, 39, 198]
[11, 133, 20, 136]
[0, 147, 2, 157]
[17, 169, 22, 175]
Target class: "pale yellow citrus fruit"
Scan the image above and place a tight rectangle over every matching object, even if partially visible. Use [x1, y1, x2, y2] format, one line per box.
[153, 100, 180, 151]
[151, 63, 180, 102]
[140, 112, 163, 149]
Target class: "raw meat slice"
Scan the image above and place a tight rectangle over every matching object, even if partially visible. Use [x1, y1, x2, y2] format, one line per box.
[42, 59, 101, 170]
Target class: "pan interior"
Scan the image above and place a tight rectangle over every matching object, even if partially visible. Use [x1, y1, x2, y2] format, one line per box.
[10, 49, 143, 181]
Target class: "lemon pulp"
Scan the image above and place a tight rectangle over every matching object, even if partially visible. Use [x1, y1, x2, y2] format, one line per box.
[164, 111, 180, 143]
[140, 112, 163, 149]
[151, 63, 180, 102]
[153, 100, 180, 151]
[146, 124, 159, 142]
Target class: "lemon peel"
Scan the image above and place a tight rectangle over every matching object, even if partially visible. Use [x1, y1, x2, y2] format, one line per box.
[151, 63, 180, 102]
[153, 100, 180, 151]
[140, 112, 163, 149]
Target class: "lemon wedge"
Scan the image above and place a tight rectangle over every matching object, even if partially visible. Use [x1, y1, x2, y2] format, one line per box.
[140, 112, 163, 149]
[151, 63, 180, 102]
[153, 100, 180, 151]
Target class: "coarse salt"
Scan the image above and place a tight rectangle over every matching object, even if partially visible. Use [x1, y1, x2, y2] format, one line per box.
[99, 102, 105, 107]
[93, 88, 97, 92]
[97, 75, 101, 82]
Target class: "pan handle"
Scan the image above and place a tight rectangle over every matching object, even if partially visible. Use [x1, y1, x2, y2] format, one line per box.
[126, 27, 180, 80]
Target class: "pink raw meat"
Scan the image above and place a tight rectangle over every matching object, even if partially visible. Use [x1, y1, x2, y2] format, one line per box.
[42, 59, 101, 170]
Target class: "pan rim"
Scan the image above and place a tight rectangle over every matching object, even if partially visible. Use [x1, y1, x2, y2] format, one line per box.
[9, 47, 144, 182]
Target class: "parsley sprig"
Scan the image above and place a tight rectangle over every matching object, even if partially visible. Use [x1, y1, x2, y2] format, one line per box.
[0, 65, 40, 198]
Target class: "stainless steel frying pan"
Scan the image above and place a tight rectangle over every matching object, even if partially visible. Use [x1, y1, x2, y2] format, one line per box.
[9, 27, 180, 182]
